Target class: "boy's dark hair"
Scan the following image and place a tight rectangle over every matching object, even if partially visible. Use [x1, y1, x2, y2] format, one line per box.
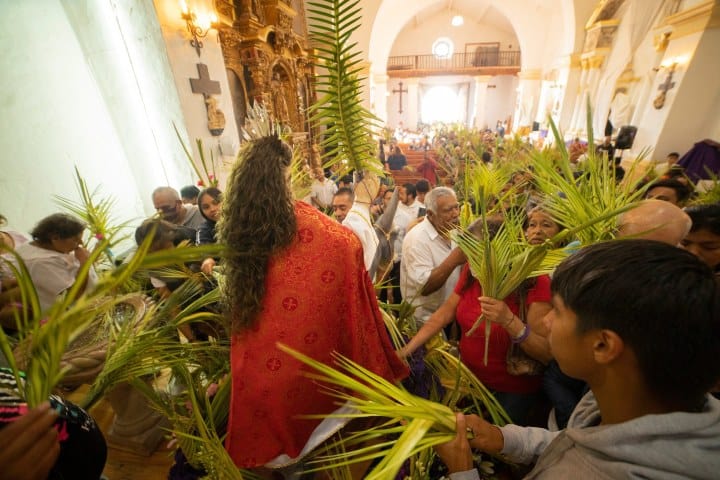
[334, 186, 354, 202]
[551, 239, 720, 407]
[403, 183, 417, 198]
[30, 213, 86, 243]
[685, 204, 720, 235]
[415, 179, 430, 194]
[646, 178, 692, 203]
[180, 185, 200, 200]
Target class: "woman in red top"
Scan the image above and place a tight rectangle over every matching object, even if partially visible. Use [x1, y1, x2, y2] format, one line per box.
[399, 218, 553, 425]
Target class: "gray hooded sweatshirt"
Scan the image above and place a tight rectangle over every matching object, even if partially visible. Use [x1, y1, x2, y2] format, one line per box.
[500, 391, 720, 479]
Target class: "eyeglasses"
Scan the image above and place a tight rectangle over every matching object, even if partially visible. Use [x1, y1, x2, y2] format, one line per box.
[156, 205, 177, 213]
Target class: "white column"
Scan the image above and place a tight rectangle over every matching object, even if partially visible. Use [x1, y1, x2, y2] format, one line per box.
[569, 54, 605, 136]
[513, 69, 542, 132]
[472, 75, 492, 129]
[558, 54, 582, 134]
[372, 73, 389, 126]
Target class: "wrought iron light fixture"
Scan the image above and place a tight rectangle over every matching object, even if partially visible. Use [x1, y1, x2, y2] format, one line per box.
[180, 1, 218, 57]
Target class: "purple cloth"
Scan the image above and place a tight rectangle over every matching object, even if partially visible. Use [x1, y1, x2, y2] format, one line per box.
[677, 140, 720, 182]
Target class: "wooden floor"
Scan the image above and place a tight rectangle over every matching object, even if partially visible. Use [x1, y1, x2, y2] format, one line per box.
[66, 385, 175, 480]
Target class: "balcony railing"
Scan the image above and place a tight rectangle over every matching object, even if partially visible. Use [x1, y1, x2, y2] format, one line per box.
[387, 51, 521, 74]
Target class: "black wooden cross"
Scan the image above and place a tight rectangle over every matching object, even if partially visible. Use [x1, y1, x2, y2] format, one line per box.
[190, 63, 221, 97]
[392, 81, 408, 114]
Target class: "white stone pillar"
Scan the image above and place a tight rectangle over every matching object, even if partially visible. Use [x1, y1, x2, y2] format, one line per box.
[372, 73, 389, 126]
[569, 54, 605, 136]
[557, 54, 582, 134]
[472, 75, 493, 129]
[513, 69, 542, 132]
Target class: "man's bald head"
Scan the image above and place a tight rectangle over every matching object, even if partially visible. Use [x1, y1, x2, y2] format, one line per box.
[617, 199, 692, 245]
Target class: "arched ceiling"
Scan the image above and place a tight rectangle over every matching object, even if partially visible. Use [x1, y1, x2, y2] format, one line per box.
[367, 0, 586, 74]
[408, 0, 515, 35]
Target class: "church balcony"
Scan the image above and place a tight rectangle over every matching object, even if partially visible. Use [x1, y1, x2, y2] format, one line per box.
[387, 51, 521, 78]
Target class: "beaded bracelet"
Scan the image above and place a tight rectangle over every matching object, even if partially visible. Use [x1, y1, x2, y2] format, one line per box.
[511, 324, 531, 344]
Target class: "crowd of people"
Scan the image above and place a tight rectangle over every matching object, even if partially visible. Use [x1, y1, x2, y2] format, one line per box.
[1, 125, 719, 479]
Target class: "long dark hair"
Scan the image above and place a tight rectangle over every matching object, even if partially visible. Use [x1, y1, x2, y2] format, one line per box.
[218, 135, 296, 331]
[198, 187, 223, 223]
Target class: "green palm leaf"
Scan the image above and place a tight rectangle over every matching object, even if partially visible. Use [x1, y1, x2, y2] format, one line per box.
[533, 110, 648, 245]
[307, 0, 383, 178]
[278, 343, 465, 479]
[54, 167, 133, 267]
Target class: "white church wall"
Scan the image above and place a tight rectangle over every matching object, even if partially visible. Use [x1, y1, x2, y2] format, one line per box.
[389, 15, 517, 57]
[631, 30, 704, 162]
[484, 76, 518, 131]
[653, 26, 720, 160]
[0, 0, 188, 236]
[153, 0, 240, 191]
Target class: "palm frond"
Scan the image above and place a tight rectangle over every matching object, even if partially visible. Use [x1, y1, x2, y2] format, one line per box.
[54, 166, 133, 267]
[278, 343, 463, 479]
[532, 112, 647, 245]
[241, 102, 287, 141]
[290, 143, 313, 201]
[173, 123, 220, 188]
[307, 0, 383, 178]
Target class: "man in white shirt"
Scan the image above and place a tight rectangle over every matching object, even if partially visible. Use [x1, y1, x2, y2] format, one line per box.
[398, 183, 422, 220]
[309, 167, 337, 211]
[333, 187, 378, 275]
[400, 187, 466, 324]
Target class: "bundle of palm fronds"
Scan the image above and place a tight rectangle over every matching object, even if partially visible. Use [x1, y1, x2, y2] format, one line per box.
[531, 113, 646, 244]
[455, 210, 557, 365]
[306, 0, 383, 178]
[54, 167, 133, 268]
[0, 232, 223, 407]
[278, 344, 460, 480]
[423, 339, 511, 425]
[461, 159, 525, 227]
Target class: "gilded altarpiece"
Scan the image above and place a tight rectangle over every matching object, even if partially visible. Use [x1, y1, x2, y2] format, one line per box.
[214, 0, 316, 154]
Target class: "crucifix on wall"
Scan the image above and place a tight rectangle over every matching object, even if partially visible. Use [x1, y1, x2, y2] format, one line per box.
[392, 81, 408, 114]
[653, 64, 677, 110]
[190, 63, 226, 136]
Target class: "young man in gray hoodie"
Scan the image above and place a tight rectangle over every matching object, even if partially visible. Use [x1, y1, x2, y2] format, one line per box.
[438, 239, 720, 479]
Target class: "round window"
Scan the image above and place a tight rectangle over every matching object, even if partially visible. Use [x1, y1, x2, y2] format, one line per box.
[432, 37, 454, 59]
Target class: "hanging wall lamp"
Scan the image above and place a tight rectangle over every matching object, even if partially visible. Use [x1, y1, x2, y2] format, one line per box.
[180, 0, 218, 57]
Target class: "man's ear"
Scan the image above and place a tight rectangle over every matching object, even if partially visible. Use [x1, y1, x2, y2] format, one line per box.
[592, 329, 624, 365]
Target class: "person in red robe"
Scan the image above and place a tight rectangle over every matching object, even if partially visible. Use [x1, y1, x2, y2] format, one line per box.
[220, 135, 408, 474]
